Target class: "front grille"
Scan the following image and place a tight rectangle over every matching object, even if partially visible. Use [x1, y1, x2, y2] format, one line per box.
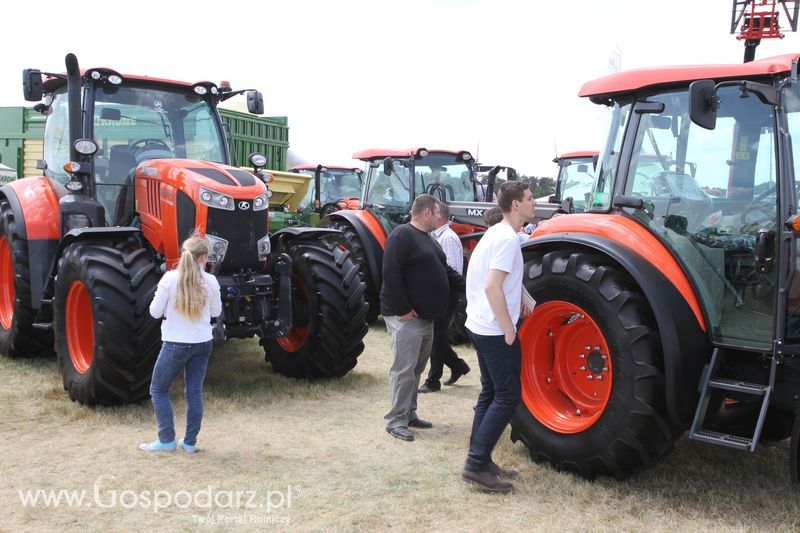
[206, 202, 269, 272]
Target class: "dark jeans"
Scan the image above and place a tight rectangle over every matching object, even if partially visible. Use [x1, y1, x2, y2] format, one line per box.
[149, 340, 213, 446]
[427, 293, 468, 383]
[465, 330, 521, 472]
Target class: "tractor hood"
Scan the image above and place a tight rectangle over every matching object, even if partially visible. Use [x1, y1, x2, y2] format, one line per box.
[135, 159, 268, 200]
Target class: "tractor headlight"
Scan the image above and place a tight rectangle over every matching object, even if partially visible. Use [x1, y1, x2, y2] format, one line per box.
[204, 234, 229, 264]
[252, 193, 268, 211]
[74, 139, 98, 155]
[257, 235, 271, 261]
[198, 187, 234, 211]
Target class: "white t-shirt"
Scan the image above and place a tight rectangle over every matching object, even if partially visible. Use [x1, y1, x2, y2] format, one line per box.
[465, 223, 523, 336]
[149, 269, 222, 343]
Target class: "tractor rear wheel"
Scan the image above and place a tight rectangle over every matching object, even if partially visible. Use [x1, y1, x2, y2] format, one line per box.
[53, 240, 161, 405]
[328, 219, 380, 323]
[0, 198, 53, 357]
[510, 249, 677, 479]
[263, 238, 368, 378]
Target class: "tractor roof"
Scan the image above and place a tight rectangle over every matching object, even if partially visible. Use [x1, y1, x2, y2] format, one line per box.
[352, 148, 472, 160]
[43, 69, 217, 92]
[579, 53, 799, 100]
[557, 151, 599, 160]
[290, 164, 360, 171]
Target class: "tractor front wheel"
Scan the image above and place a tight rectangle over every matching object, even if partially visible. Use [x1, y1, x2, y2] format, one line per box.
[510, 249, 676, 479]
[263, 238, 368, 378]
[53, 240, 160, 405]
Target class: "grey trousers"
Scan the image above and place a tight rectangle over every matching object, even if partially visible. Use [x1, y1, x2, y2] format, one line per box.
[384, 315, 435, 429]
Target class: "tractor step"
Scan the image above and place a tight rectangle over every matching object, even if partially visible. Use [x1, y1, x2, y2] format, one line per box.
[692, 430, 753, 451]
[708, 378, 768, 395]
[688, 348, 776, 453]
[32, 322, 52, 330]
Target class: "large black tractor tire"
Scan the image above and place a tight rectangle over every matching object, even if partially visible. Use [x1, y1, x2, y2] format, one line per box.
[263, 238, 368, 378]
[0, 198, 53, 357]
[447, 293, 470, 346]
[327, 219, 380, 323]
[510, 249, 677, 480]
[53, 240, 161, 406]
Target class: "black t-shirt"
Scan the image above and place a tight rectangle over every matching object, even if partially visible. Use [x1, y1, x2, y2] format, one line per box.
[380, 223, 464, 319]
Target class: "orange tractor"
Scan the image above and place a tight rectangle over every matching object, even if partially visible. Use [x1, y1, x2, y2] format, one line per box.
[1, 54, 368, 405]
[513, 53, 800, 481]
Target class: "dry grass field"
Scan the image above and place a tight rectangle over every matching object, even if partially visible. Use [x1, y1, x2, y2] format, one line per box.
[1, 322, 799, 532]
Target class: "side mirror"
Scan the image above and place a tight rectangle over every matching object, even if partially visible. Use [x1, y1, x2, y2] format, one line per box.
[247, 90, 264, 115]
[689, 79, 717, 130]
[100, 108, 121, 121]
[383, 157, 392, 176]
[23, 69, 43, 102]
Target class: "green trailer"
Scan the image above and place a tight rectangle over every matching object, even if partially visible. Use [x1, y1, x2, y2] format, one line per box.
[0, 106, 289, 178]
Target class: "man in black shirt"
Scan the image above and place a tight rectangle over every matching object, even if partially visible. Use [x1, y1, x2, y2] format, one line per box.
[382, 194, 464, 441]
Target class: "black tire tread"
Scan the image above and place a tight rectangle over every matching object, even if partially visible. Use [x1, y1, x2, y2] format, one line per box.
[328, 219, 380, 323]
[264, 238, 368, 378]
[0, 198, 53, 357]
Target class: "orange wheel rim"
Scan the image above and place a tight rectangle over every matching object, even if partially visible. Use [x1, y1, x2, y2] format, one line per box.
[0, 237, 14, 329]
[66, 281, 94, 374]
[519, 300, 612, 433]
[276, 275, 310, 352]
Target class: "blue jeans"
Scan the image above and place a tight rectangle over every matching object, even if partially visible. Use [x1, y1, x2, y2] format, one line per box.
[465, 330, 521, 472]
[149, 340, 213, 446]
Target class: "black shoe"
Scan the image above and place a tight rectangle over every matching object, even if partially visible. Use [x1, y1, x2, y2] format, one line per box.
[418, 380, 441, 393]
[443, 363, 471, 386]
[489, 461, 519, 479]
[408, 418, 433, 429]
[386, 426, 414, 441]
[460, 469, 513, 493]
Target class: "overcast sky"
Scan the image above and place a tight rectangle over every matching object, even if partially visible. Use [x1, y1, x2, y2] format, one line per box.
[3, 0, 798, 176]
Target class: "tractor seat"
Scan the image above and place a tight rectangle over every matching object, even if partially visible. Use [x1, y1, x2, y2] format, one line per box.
[107, 144, 138, 185]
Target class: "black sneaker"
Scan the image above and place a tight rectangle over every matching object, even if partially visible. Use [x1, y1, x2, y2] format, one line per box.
[443, 363, 471, 386]
[386, 426, 414, 441]
[418, 380, 441, 393]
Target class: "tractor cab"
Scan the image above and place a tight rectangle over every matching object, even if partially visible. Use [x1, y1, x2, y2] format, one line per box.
[289, 164, 363, 217]
[30, 67, 265, 231]
[548, 151, 599, 212]
[578, 56, 800, 350]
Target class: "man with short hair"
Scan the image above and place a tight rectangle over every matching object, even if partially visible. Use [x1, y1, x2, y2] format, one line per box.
[419, 202, 471, 393]
[461, 181, 536, 493]
[381, 194, 464, 441]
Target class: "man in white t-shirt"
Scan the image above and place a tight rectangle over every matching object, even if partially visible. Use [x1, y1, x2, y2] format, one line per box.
[460, 181, 535, 493]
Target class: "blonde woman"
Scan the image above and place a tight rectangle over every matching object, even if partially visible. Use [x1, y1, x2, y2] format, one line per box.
[139, 235, 222, 453]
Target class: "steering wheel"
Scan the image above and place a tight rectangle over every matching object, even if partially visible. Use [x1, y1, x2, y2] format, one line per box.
[740, 185, 776, 225]
[128, 138, 172, 158]
[320, 202, 342, 217]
